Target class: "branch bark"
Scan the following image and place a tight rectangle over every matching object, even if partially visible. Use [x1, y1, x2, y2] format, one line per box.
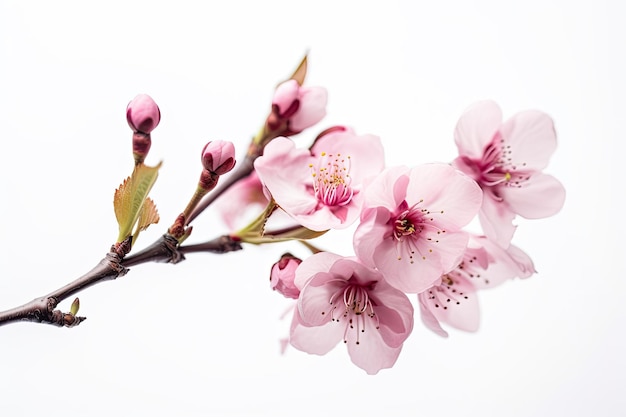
[187, 149, 256, 224]
[0, 234, 242, 327]
[0, 252, 127, 327]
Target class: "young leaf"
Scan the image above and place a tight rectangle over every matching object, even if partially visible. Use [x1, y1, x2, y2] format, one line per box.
[136, 197, 160, 233]
[114, 162, 162, 243]
[131, 196, 160, 245]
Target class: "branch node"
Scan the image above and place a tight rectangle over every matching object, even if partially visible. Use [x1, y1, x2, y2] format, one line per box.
[163, 234, 185, 264]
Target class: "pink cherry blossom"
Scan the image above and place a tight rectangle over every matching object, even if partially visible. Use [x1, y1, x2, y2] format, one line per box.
[418, 234, 535, 337]
[353, 164, 482, 294]
[289, 252, 414, 375]
[451, 101, 566, 247]
[254, 128, 385, 231]
[268, 79, 328, 135]
[270, 253, 302, 299]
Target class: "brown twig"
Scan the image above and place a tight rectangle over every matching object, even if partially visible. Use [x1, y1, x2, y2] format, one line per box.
[0, 234, 242, 327]
[187, 153, 256, 224]
[0, 252, 127, 327]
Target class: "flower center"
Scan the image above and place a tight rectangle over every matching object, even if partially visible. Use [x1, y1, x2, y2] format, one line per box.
[391, 200, 445, 263]
[309, 152, 354, 207]
[476, 135, 531, 194]
[426, 254, 484, 309]
[425, 273, 470, 310]
[394, 215, 422, 239]
[322, 281, 380, 345]
[451, 254, 490, 285]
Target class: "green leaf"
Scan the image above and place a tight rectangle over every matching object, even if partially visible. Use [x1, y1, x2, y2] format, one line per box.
[114, 162, 162, 243]
[135, 197, 160, 233]
[131, 196, 160, 245]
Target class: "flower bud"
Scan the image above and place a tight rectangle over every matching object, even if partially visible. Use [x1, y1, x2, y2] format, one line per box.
[201, 140, 236, 175]
[272, 79, 301, 120]
[126, 94, 161, 134]
[270, 253, 302, 299]
[267, 80, 327, 135]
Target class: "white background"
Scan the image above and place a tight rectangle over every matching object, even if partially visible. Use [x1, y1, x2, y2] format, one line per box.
[0, 1, 623, 416]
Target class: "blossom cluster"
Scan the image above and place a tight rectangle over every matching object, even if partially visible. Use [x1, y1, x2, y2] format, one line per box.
[215, 78, 565, 374]
[126, 71, 564, 375]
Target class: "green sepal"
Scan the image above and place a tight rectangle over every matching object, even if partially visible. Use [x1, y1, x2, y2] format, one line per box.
[234, 200, 277, 239]
[239, 226, 327, 245]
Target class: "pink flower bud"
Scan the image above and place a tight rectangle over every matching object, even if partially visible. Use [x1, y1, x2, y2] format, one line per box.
[270, 253, 302, 299]
[267, 80, 327, 135]
[126, 94, 161, 134]
[201, 140, 236, 175]
[272, 79, 300, 119]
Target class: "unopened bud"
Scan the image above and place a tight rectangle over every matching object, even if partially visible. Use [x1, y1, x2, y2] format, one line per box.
[270, 253, 302, 299]
[201, 140, 236, 175]
[70, 298, 80, 316]
[126, 94, 161, 134]
[267, 80, 327, 135]
[272, 80, 301, 120]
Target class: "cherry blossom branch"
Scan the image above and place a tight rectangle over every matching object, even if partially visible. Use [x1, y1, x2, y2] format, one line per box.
[0, 131, 247, 328]
[0, 234, 242, 327]
[122, 234, 242, 267]
[0, 56, 328, 330]
[0, 252, 127, 327]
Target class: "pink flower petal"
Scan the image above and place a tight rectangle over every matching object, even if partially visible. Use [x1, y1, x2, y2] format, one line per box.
[290, 86, 328, 132]
[454, 100, 503, 160]
[213, 171, 268, 229]
[361, 166, 411, 212]
[370, 289, 414, 348]
[289, 308, 342, 355]
[297, 272, 346, 327]
[346, 332, 403, 375]
[353, 207, 390, 268]
[254, 137, 318, 213]
[294, 252, 342, 289]
[499, 110, 557, 171]
[272, 79, 299, 115]
[464, 235, 536, 290]
[505, 243, 537, 279]
[371, 230, 469, 293]
[479, 193, 517, 248]
[405, 163, 483, 231]
[312, 131, 385, 184]
[419, 278, 480, 333]
[418, 296, 449, 337]
[500, 173, 565, 219]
